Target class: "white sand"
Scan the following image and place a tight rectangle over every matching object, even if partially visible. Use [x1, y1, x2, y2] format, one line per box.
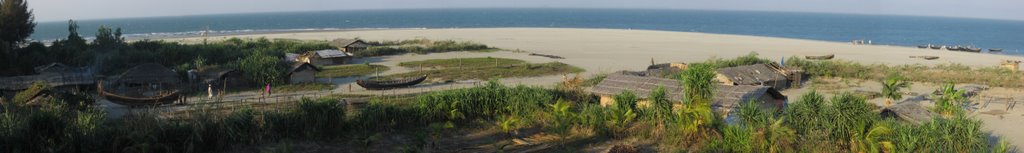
[166, 28, 1024, 75]
[163, 28, 1024, 149]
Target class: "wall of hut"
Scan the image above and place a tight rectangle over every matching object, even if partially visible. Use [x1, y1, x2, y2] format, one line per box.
[289, 70, 317, 84]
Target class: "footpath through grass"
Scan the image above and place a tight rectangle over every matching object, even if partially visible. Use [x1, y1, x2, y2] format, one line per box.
[385, 57, 584, 82]
[316, 64, 390, 78]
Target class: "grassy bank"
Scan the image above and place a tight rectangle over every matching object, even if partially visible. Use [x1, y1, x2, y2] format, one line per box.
[356, 39, 497, 57]
[785, 56, 1024, 88]
[315, 64, 389, 78]
[2, 79, 1007, 152]
[385, 57, 584, 82]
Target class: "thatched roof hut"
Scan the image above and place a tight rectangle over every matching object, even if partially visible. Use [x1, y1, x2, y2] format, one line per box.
[330, 38, 370, 52]
[115, 63, 181, 85]
[716, 63, 790, 89]
[197, 68, 239, 84]
[34, 63, 82, 74]
[590, 74, 787, 113]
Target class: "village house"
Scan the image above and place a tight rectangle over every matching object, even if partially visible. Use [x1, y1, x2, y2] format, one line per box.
[287, 62, 321, 84]
[189, 67, 245, 90]
[331, 38, 370, 52]
[590, 73, 787, 119]
[113, 63, 182, 93]
[715, 63, 801, 89]
[298, 49, 354, 66]
[0, 63, 95, 95]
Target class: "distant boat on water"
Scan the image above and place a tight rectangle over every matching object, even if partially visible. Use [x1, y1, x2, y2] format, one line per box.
[989, 48, 1003, 52]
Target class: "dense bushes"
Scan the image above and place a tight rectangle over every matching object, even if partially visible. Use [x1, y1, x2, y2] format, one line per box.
[355, 40, 493, 57]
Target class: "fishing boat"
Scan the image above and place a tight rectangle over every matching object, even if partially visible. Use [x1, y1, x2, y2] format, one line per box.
[99, 89, 180, 106]
[989, 48, 1003, 52]
[909, 56, 940, 60]
[945, 46, 962, 51]
[930, 46, 942, 50]
[917, 45, 928, 49]
[963, 47, 982, 52]
[805, 54, 835, 60]
[357, 75, 428, 90]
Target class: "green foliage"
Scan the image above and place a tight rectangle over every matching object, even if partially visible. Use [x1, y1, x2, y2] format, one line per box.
[316, 64, 389, 78]
[786, 56, 1024, 88]
[387, 58, 584, 82]
[239, 52, 287, 84]
[680, 63, 717, 105]
[702, 52, 773, 68]
[11, 81, 48, 105]
[355, 40, 493, 57]
[881, 74, 911, 102]
[933, 83, 968, 116]
[0, 0, 35, 44]
[93, 25, 124, 49]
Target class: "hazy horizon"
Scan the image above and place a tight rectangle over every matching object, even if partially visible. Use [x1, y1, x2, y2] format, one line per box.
[27, 0, 1024, 22]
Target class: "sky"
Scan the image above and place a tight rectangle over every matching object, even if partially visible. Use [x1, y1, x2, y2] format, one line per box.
[27, 0, 1024, 22]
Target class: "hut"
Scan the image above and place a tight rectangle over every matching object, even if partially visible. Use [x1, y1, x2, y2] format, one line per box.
[590, 74, 787, 118]
[645, 62, 687, 78]
[0, 63, 95, 94]
[1001, 60, 1021, 72]
[194, 67, 245, 89]
[330, 38, 370, 52]
[298, 49, 354, 66]
[114, 63, 181, 90]
[284, 53, 301, 62]
[716, 63, 791, 89]
[287, 62, 321, 84]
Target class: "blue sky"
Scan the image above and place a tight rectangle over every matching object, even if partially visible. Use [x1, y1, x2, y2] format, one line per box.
[29, 0, 1024, 22]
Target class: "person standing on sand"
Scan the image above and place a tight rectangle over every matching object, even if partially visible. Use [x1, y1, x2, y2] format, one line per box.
[207, 84, 213, 98]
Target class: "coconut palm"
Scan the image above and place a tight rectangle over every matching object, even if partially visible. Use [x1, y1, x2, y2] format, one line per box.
[880, 75, 911, 106]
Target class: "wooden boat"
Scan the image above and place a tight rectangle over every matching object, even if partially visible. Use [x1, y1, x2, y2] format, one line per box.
[805, 54, 835, 60]
[917, 45, 928, 49]
[963, 47, 982, 52]
[357, 75, 427, 90]
[946, 46, 962, 51]
[989, 48, 1003, 52]
[930, 46, 942, 49]
[909, 56, 940, 60]
[99, 89, 180, 106]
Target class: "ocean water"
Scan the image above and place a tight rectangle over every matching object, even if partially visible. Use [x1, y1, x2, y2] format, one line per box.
[31, 8, 1024, 55]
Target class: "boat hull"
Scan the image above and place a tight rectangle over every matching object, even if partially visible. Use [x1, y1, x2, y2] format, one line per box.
[99, 89, 180, 106]
[357, 75, 427, 90]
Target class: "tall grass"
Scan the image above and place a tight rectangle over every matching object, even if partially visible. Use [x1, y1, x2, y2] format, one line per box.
[786, 56, 1024, 88]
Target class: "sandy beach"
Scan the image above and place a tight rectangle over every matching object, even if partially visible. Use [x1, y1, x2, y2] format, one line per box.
[165, 28, 1023, 74]
[161, 28, 1024, 149]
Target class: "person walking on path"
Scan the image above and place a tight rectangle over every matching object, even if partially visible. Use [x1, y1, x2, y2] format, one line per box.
[207, 84, 213, 98]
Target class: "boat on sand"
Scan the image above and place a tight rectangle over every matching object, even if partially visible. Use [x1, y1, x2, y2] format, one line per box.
[805, 54, 835, 60]
[357, 75, 428, 90]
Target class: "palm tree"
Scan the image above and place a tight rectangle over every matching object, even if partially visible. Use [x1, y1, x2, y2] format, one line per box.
[880, 75, 911, 106]
[675, 64, 718, 138]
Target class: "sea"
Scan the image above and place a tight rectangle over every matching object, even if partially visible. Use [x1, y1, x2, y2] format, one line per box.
[30, 8, 1024, 55]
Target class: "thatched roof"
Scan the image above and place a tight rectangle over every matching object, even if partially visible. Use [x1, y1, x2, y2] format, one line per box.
[0, 73, 95, 90]
[330, 39, 369, 48]
[590, 74, 786, 109]
[34, 63, 80, 74]
[116, 63, 181, 84]
[312, 49, 353, 58]
[882, 102, 934, 124]
[717, 64, 788, 85]
[288, 62, 321, 75]
[712, 85, 786, 110]
[591, 73, 684, 100]
[198, 68, 237, 84]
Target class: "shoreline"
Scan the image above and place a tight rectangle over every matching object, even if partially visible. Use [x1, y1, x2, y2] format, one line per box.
[159, 27, 1024, 71]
